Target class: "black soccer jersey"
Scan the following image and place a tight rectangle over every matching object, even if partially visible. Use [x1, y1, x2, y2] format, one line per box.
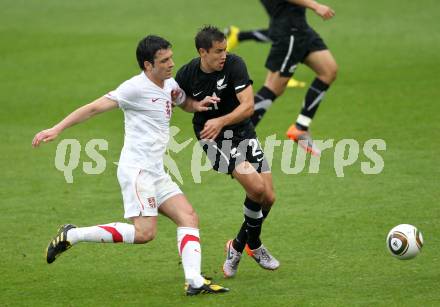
[260, 0, 308, 35]
[260, 0, 305, 18]
[175, 53, 252, 127]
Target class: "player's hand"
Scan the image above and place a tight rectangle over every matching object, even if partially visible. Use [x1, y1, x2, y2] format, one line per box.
[200, 117, 225, 140]
[32, 127, 60, 148]
[314, 4, 335, 20]
[195, 95, 221, 112]
[171, 89, 183, 107]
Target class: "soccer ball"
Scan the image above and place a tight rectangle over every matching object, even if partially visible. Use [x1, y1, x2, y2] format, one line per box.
[386, 224, 423, 260]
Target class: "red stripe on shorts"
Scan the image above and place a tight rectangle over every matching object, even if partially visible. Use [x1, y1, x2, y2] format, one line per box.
[179, 234, 200, 255]
[98, 226, 123, 243]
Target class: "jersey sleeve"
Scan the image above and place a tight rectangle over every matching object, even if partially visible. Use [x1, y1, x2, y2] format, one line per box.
[105, 80, 138, 110]
[229, 56, 253, 94]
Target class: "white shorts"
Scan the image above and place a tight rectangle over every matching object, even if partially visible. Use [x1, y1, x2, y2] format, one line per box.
[117, 165, 182, 218]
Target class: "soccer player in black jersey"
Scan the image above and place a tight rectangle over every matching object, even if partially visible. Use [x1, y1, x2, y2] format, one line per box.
[176, 26, 280, 278]
[229, 0, 338, 156]
[225, 26, 305, 88]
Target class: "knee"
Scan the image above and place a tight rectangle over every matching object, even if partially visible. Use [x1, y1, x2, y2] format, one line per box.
[248, 181, 266, 201]
[261, 184, 276, 207]
[319, 63, 338, 85]
[329, 63, 338, 83]
[135, 228, 157, 244]
[264, 192, 276, 207]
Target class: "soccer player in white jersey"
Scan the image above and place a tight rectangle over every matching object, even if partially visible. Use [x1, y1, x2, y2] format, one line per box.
[32, 35, 228, 296]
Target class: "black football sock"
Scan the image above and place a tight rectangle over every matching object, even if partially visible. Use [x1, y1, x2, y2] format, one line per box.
[238, 29, 271, 43]
[259, 208, 271, 231]
[243, 197, 263, 250]
[262, 208, 271, 220]
[232, 221, 247, 253]
[233, 196, 265, 252]
[296, 78, 330, 130]
[251, 86, 277, 126]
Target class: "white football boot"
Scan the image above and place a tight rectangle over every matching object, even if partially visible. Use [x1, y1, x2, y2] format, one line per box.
[245, 244, 280, 270]
[223, 240, 242, 278]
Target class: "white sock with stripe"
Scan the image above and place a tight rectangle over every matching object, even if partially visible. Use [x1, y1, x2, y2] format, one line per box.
[66, 222, 135, 244]
[177, 227, 204, 288]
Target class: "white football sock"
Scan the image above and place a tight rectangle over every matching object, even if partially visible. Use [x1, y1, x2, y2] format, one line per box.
[177, 227, 204, 288]
[67, 222, 135, 244]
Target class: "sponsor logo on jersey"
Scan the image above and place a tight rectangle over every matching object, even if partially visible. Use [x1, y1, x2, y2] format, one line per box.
[216, 76, 227, 90]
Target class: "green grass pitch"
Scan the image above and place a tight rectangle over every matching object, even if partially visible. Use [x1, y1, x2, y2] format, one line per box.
[1, 0, 439, 305]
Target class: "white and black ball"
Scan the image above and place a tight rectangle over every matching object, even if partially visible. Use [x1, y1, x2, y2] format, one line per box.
[386, 224, 423, 260]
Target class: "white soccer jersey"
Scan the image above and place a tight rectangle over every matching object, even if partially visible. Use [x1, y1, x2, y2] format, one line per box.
[106, 72, 185, 170]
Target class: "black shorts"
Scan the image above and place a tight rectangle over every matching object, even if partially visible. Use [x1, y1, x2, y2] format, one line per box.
[265, 26, 328, 77]
[194, 122, 270, 175]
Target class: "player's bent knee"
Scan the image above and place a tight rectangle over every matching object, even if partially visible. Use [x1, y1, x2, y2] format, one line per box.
[261, 188, 275, 207]
[330, 64, 338, 83]
[315, 59, 338, 85]
[323, 63, 338, 84]
[248, 182, 266, 202]
[135, 229, 157, 243]
[265, 193, 276, 207]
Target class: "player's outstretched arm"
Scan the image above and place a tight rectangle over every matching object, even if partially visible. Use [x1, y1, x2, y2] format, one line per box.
[287, 0, 335, 20]
[32, 96, 118, 147]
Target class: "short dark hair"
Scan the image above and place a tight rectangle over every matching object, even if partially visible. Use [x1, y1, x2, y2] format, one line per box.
[136, 35, 172, 70]
[195, 25, 226, 52]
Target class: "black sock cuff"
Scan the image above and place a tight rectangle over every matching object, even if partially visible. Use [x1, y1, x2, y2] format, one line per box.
[262, 208, 271, 219]
[244, 196, 262, 211]
[257, 86, 277, 102]
[312, 78, 330, 91]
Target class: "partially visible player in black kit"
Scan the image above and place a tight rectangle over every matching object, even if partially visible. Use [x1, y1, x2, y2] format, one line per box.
[176, 26, 279, 278]
[251, 0, 338, 156]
